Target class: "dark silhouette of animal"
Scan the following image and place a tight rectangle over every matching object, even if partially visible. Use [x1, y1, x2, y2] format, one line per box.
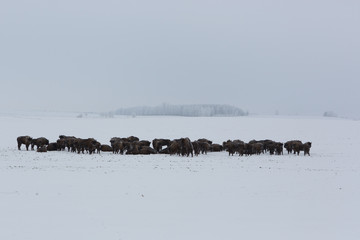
[94, 141, 101, 154]
[58, 135, 77, 151]
[251, 142, 263, 155]
[222, 140, 231, 151]
[138, 140, 151, 147]
[266, 142, 276, 155]
[139, 146, 157, 155]
[74, 138, 98, 154]
[198, 141, 210, 154]
[223, 140, 245, 156]
[192, 141, 200, 156]
[125, 143, 140, 155]
[159, 148, 170, 154]
[259, 140, 274, 154]
[197, 138, 213, 145]
[152, 138, 171, 152]
[292, 141, 303, 155]
[110, 136, 141, 154]
[100, 144, 113, 152]
[244, 143, 253, 155]
[47, 142, 58, 151]
[17, 136, 33, 150]
[110, 137, 128, 154]
[36, 146, 48, 152]
[126, 136, 140, 142]
[181, 138, 194, 157]
[110, 137, 121, 151]
[56, 139, 66, 151]
[284, 140, 302, 154]
[112, 141, 126, 154]
[31, 137, 49, 150]
[168, 140, 181, 155]
[210, 144, 223, 152]
[292, 141, 311, 155]
[303, 142, 312, 156]
[275, 142, 284, 155]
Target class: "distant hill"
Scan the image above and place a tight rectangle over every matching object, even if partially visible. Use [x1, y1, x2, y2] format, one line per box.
[114, 104, 247, 117]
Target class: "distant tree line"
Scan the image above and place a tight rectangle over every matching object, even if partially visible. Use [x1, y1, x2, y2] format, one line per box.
[113, 104, 248, 117]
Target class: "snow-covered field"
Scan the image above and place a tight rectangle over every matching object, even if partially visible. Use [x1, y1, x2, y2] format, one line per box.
[1, 112, 359, 240]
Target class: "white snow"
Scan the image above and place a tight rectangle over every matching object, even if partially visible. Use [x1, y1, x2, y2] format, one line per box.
[0, 112, 359, 240]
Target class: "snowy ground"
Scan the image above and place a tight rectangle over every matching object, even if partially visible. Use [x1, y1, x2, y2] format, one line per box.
[0, 112, 359, 240]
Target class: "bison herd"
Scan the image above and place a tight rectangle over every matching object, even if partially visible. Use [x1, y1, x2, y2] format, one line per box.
[17, 135, 312, 156]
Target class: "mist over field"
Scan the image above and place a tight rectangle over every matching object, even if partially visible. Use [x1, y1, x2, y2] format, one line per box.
[0, 0, 359, 118]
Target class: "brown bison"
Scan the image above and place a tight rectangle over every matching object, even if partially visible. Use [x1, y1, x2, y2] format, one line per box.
[197, 138, 213, 145]
[302, 142, 312, 156]
[56, 139, 66, 151]
[125, 144, 140, 155]
[110, 137, 141, 154]
[292, 141, 312, 156]
[126, 136, 140, 142]
[31, 137, 49, 150]
[112, 141, 126, 154]
[210, 144, 223, 152]
[139, 146, 157, 155]
[192, 141, 200, 156]
[152, 138, 171, 152]
[58, 135, 77, 151]
[223, 140, 245, 156]
[47, 142, 58, 151]
[284, 140, 302, 154]
[100, 144, 113, 152]
[198, 141, 210, 154]
[73, 138, 98, 154]
[181, 138, 194, 157]
[17, 136, 33, 150]
[36, 146, 48, 153]
[251, 142, 263, 155]
[168, 140, 181, 155]
[138, 140, 151, 147]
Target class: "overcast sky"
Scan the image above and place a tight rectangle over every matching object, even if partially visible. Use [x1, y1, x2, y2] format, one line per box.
[1, 0, 359, 117]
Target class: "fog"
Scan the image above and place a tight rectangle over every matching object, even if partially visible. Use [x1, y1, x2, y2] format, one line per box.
[1, 0, 359, 117]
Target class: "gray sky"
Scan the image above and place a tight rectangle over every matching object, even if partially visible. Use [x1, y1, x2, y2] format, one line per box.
[1, 0, 359, 117]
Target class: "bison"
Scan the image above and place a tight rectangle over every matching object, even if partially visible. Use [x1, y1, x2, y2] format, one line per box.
[17, 136, 33, 151]
[58, 135, 77, 151]
[47, 142, 58, 151]
[139, 146, 157, 155]
[152, 138, 171, 152]
[36, 146, 48, 153]
[223, 140, 245, 156]
[100, 144, 113, 152]
[210, 144, 223, 152]
[31, 137, 49, 150]
[168, 140, 181, 156]
[284, 140, 302, 154]
[181, 137, 194, 157]
[302, 142, 312, 156]
[73, 138, 98, 154]
[198, 141, 210, 154]
[192, 141, 200, 156]
[197, 138, 213, 145]
[292, 141, 311, 156]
